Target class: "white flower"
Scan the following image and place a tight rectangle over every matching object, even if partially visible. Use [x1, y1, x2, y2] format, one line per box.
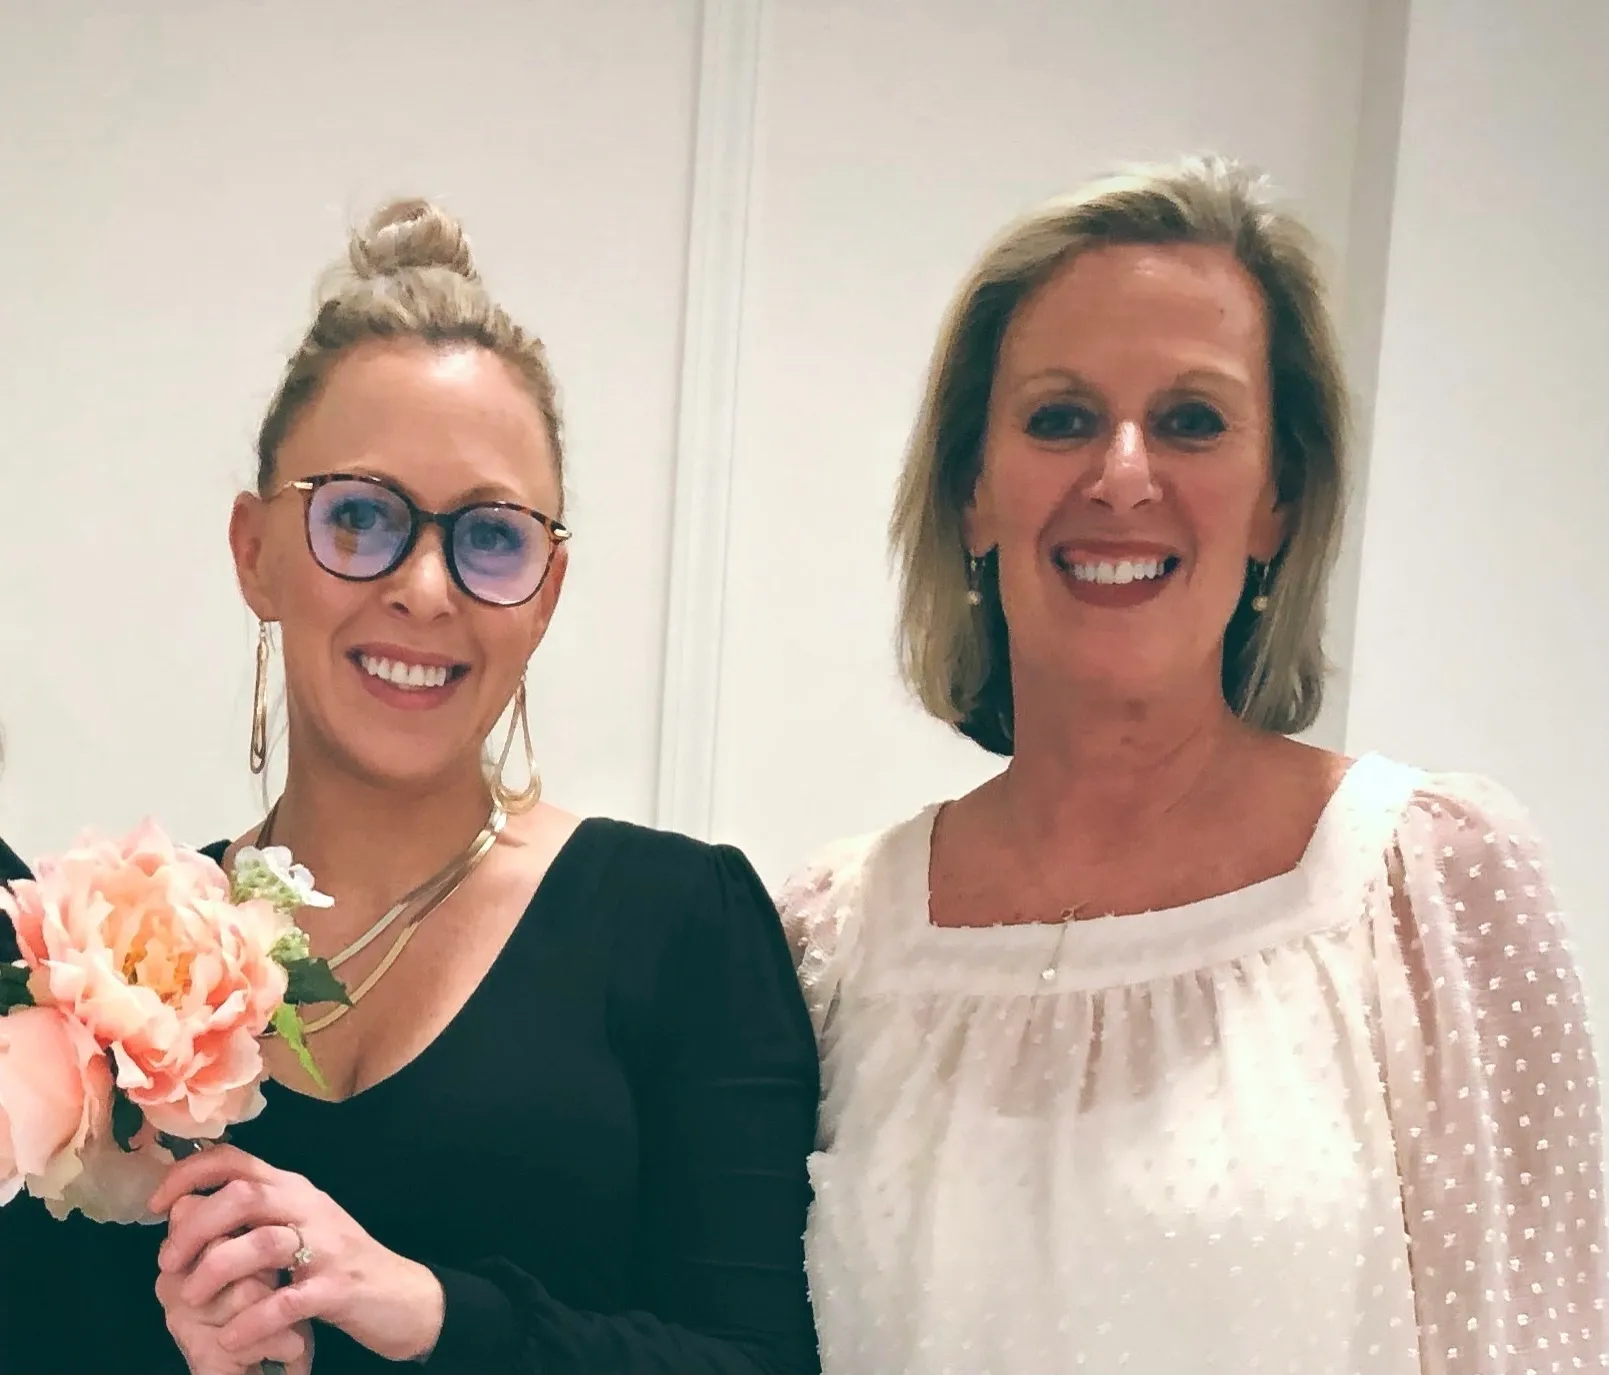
[231, 845, 334, 915]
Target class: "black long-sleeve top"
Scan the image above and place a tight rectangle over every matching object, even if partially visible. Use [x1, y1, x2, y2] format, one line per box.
[0, 835, 23, 886]
[0, 819, 821, 1374]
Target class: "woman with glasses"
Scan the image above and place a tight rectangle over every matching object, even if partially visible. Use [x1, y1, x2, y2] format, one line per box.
[0, 200, 820, 1375]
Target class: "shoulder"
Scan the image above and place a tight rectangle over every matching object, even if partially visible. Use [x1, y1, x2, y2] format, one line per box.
[773, 807, 937, 1033]
[1398, 767, 1542, 850]
[575, 815, 761, 900]
[1328, 753, 1547, 879]
[580, 820, 818, 1059]
[573, 817, 788, 965]
[1381, 763, 1566, 962]
[775, 809, 932, 943]
[1388, 765, 1551, 895]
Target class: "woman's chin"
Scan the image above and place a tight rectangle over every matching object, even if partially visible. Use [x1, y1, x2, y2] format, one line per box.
[1041, 651, 1221, 712]
[310, 735, 486, 798]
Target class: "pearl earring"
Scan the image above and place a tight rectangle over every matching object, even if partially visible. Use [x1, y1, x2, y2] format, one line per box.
[1250, 561, 1274, 613]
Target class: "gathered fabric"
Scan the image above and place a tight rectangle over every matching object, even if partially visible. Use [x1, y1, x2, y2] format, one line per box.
[780, 754, 1607, 1375]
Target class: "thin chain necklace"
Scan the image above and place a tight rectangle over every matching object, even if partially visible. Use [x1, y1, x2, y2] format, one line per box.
[255, 798, 507, 1034]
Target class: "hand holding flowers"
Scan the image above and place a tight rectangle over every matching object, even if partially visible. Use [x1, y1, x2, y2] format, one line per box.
[151, 1145, 446, 1370]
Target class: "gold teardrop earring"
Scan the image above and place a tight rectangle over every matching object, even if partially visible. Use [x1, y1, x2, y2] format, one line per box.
[249, 622, 272, 775]
[491, 678, 542, 813]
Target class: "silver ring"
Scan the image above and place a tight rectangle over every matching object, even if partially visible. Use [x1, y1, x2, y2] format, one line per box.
[288, 1223, 314, 1270]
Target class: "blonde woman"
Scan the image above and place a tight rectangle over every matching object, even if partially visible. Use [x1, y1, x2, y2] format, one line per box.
[0, 201, 819, 1375]
[780, 157, 1606, 1374]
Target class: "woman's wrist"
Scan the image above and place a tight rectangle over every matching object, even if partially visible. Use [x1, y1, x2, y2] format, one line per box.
[367, 1252, 445, 1363]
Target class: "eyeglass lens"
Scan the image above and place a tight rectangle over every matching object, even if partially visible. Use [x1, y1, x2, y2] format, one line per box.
[305, 477, 551, 607]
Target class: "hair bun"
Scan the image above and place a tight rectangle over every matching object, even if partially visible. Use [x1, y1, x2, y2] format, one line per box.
[348, 198, 478, 281]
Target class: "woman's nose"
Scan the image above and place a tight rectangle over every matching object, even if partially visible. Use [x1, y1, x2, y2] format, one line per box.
[1087, 418, 1159, 509]
[386, 526, 455, 616]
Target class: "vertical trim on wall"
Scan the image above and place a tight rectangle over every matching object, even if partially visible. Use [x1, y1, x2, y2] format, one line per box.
[654, 0, 763, 838]
[1333, 0, 1410, 752]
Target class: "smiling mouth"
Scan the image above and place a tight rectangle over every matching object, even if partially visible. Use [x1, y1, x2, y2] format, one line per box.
[1052, 551, 1183, 585]
[350, 652, 471, 691]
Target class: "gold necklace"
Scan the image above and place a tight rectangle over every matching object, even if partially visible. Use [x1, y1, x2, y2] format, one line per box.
[255, 800, 507, 1034]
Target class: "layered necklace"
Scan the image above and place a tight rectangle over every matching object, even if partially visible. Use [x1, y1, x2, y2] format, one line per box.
[256, 799, 507, 1034]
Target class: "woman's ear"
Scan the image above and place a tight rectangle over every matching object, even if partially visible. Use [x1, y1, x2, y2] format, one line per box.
[962, 482, 995, 561]
[1248, 461, 1289, 565]
[229, 492, 279, 623]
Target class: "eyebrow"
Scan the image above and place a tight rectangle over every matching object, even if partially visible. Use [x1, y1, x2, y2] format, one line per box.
[1012, 365, 1253, 392]
[341, 466, 531, 508]
[453, 482, 530, 505]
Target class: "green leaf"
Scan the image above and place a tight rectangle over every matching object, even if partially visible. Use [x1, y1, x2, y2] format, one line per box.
[270, 1003, 328, 1093]
[281, 956, 351, 1008]
[0, 962, 33, 1013]
[110, 1089, 145, 1153]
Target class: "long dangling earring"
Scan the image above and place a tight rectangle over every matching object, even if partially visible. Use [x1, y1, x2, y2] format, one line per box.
[1250, 561, 1274, 613]
[965, 552, 984, 607]
[491, 678, 542, 813]
[249, 622, 272, 775]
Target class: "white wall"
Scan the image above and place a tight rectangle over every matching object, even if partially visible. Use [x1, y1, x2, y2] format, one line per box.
[1, 0, 1602, 1027]
[0, 0, 700, 850]
[1347, 0, 1609, 1010]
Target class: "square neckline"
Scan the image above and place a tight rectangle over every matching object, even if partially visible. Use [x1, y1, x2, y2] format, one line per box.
[871, 752, 1415, 993]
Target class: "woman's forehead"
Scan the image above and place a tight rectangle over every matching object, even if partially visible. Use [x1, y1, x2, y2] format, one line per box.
[1004, 244, 1268, 374]
[278, 341, 560, 511]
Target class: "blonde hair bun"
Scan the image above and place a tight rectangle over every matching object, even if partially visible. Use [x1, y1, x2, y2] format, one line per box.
[348, 198, 479, 281]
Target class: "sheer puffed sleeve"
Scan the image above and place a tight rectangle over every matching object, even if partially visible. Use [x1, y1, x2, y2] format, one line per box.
[775, 838, 869, 1046]
[1374, 772, 1607, 1373]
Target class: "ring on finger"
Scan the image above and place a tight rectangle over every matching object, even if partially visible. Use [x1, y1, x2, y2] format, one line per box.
[288, 1223, 314, 1270]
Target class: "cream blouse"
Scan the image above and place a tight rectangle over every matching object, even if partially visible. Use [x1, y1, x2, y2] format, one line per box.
[779, 754, 1607, 1374]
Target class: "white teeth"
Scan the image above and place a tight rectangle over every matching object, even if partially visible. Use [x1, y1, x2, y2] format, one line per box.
[358, 655, 453, 690]
[1066, 557, 1171, 584]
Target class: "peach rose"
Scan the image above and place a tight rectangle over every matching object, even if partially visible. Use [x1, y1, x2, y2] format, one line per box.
[0, 820, 290, 1142]
[0, 1004, 113, 1206]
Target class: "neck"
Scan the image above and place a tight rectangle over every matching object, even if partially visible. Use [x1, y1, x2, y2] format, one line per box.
[264, 747, 497, 915]
[996, 663, 1255, 854]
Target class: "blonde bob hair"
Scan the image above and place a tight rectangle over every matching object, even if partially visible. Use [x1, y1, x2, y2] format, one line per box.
[890, 155, 1349, 755]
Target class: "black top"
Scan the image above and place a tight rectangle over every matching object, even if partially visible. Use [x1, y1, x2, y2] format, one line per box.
[0, 819, 821, 1374]
[0, 833, 23, 885]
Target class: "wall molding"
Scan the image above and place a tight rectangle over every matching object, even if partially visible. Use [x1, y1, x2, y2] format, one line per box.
[654, 0, 764, 838]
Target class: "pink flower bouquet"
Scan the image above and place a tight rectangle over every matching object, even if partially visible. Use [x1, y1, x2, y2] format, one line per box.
[0, 820, 347, 1224]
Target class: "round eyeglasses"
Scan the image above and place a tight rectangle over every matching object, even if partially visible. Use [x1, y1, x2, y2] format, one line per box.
[273, 473, 570, 608]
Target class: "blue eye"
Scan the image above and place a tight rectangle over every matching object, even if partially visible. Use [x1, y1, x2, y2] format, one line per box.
[1025, 403, 1098, 442]
[462, 514, 527, 555]
[1160, 402, 1227, 442]
[327, 495, 403, 535]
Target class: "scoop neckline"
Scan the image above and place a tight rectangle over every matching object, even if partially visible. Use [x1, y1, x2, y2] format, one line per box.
[237, 815, 607, 1109]
[882, 752, 1406, 991]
